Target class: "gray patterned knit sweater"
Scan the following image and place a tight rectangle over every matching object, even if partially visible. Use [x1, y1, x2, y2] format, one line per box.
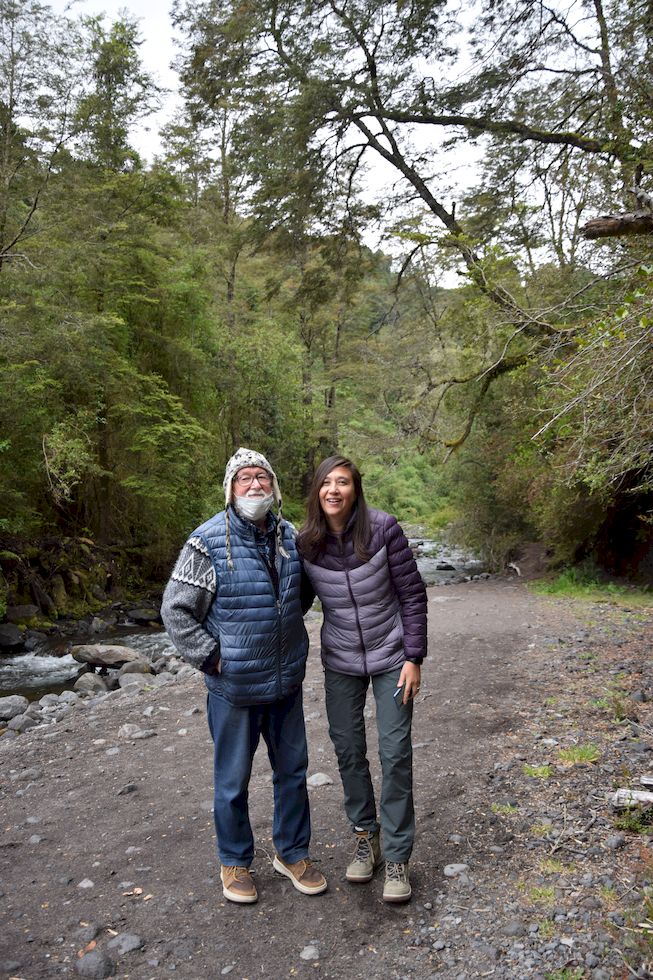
[161, 536, 221, 673]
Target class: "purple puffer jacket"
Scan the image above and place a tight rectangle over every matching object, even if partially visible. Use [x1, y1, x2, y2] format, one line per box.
[302, 508, 427, 676]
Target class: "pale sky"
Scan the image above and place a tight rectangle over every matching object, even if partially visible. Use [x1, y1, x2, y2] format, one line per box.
[50, 0, 180, 159]
[46, 0, 472, 282]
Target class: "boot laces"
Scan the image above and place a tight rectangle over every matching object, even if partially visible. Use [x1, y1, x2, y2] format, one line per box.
[386, 861, 406, 881]
[353, 835, 372, 860]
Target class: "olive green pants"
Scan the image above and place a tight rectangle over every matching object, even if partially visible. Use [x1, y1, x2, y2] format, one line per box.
[324, 665, 415, 862]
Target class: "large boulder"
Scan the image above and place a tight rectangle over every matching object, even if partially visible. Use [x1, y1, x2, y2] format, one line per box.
[126, 607, 161, 625]
[0, 624, 24, 650]
[0, 695, 29, 721]
[71, 644, 143, 668]
[7, 713, 39, 733]
[5, 604, 40, 625]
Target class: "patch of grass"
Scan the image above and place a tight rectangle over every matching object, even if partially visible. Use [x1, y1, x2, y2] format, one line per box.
[578, 650, 597, 662]
[523, 764, 553, 779]
[599, 884, 618, 908]
[557, 743, 601, 765]
[529, 884, 556, 905]
[544, 696, 558, 707]
[532, 566, 653, 608]
[491, 803, 518, 815]
[537, 920, 556, 940]
[539, 858, 572, 875]
[530, 823, 553, 837]
[590, 696, 610, 710]
[613, 806, 653, 835]
[544, 969, 584, 980]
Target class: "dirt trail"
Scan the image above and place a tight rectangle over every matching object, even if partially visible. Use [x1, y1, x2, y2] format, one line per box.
[1, 579, 653, 979]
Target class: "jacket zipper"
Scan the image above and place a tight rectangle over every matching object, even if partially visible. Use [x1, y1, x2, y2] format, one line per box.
[256, 525, 283, 700]
[339, 536, 367, 672]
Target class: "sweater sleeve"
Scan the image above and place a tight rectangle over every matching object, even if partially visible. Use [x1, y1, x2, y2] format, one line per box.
[385, 515, 428, 662]
[160, 536, 221, 673]
[300, 565, 316, 614]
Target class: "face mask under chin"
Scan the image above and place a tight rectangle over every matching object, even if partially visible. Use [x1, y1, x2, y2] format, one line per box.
[234, 492, 275, 522]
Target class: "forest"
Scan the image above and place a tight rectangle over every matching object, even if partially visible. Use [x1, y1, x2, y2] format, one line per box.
[1, 0, 652, 615]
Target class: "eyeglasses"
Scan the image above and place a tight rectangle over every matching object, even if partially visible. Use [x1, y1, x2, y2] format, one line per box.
[235, 472, 272, 487]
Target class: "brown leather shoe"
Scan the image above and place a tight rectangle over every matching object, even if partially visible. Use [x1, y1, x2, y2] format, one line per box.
[272, 855, 327, 895]
[220, 865, 258, 904]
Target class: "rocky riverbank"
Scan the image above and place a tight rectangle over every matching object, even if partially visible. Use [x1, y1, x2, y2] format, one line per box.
[2, 580, 653, 979]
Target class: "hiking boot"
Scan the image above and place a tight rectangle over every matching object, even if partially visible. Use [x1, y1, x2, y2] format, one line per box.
[383, 861, 411, 903]
[272, 855, 327, 895]
[220, 865, 258, 904]
[346, 829, 381, 883]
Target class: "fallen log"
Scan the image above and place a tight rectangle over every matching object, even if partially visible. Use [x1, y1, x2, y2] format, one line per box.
[612, 787, 653, 809]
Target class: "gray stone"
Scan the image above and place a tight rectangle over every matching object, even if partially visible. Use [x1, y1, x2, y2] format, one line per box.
[501, 920, 526, 937]
[59, 690, 80, 704]
[118, 661, 152, 676]
[75, 924, 100, 943]
[107, 933, 144, 954]
[126, 607, 161, 624]
[24, 630, 48, 651]
[0, 623, 23, 649]
[75, 950, 115, 977]
[119, 723, 145, 739]
[74, 673, 109, 695]
[117, 673, 150, 690]
[118, 724, 156, 740]
[307, 772, 333, 787]
[443, 863, 470, 877]
[39, 693, 61, 707]
[118, 783, 138, 796]
[10, 767, 42, 782]
[0, 695, 29, 721]
[605, 834, 626, 850]
[7, 713, 38, 733]
[72, 644, 142, 667]
[152, 671, 174, 685]
[299, 946, 320, 961]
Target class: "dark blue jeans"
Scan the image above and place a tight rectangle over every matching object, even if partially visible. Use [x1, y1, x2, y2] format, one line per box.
[206, 687, 311, 867]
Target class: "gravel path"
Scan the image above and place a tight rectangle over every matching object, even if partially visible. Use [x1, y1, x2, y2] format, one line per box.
[1, 578, 653, 979]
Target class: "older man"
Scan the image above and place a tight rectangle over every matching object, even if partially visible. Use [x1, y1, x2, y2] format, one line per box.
[161, 447, 326, 904]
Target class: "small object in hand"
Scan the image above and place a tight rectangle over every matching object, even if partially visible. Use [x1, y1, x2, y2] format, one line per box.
[393, 684, 405, 709]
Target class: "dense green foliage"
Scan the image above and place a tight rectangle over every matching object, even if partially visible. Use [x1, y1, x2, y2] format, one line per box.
[1, 0, 652, 603]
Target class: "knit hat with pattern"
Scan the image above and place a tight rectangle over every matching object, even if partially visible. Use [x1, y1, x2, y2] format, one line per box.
[223, 447, 281, 506]
[222, 447, 288, 568]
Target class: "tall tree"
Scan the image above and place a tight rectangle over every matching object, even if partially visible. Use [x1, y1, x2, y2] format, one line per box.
[0, 0, 81, 271]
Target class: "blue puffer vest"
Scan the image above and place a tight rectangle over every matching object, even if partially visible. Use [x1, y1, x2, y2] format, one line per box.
[195, 508, 309, 706]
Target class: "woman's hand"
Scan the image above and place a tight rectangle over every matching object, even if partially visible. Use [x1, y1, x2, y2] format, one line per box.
[398, 661, 421, 703]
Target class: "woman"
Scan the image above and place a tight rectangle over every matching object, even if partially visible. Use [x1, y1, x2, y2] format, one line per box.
[298, 455, 427, 903]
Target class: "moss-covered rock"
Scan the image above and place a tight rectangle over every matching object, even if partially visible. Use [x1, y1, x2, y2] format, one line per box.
[49, 574, 68, 617]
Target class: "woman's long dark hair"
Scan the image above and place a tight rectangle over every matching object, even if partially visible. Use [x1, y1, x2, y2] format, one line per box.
[298, 455, 371, 562]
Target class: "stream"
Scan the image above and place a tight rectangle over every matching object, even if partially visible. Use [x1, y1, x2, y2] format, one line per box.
[0, 535, 485, 700]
